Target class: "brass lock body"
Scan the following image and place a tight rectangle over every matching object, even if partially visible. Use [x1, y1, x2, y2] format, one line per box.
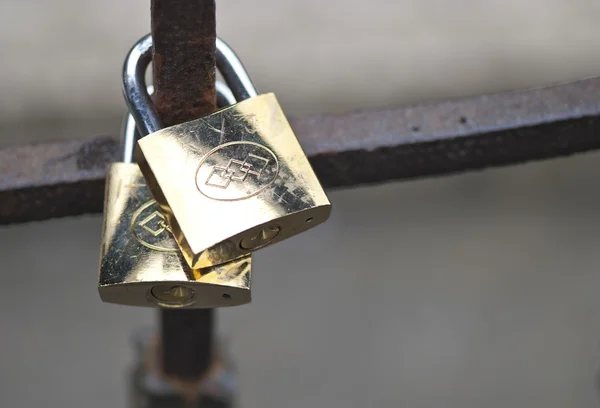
[99, 164, 251, 308]
[126, 36, 331, 269]
[98, 76, 250, 309]
[136, 93, 330, 269]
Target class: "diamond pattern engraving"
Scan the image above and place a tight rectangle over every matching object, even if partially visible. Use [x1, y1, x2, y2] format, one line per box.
[205, 153, 270, 189]
[138, 211, 171, 236]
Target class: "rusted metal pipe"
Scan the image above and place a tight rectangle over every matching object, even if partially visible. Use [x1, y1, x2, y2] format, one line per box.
[151, 0, 217, 127]
[150, 0, 217, 383]
[3, 77, 600, 224]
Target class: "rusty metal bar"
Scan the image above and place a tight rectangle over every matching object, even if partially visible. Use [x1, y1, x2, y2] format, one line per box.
[151, 0, 217, 127]
[2, 77, 600, 225]
[151, 0, 216, 383]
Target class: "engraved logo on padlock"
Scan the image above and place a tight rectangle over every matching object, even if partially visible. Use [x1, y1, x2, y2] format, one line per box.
[197, 141, 279, 200]
[130, 200, 178, 252]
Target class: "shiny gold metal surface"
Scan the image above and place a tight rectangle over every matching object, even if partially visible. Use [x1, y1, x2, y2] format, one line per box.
[98, 163, 252, 308]
[135, 93, 331, 269]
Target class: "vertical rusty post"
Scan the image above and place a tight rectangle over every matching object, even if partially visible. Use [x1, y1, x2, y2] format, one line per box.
[151, 0, 217, 126]
[150, 0, 217, 381]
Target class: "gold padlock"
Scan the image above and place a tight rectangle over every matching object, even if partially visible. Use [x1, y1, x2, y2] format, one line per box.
[124, 35, 331, 269]
[98, 77, 251, 308]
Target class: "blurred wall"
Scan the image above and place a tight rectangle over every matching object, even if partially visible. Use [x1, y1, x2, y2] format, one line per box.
[2, 0, 600, 143]
[2, 1, 600, 408]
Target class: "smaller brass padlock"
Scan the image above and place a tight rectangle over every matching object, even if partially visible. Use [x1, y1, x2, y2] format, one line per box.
[98, 79, 250, 308]
[124, 35, 331, 269]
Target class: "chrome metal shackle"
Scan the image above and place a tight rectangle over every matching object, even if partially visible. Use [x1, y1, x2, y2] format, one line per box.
[122, 33, 257, 138]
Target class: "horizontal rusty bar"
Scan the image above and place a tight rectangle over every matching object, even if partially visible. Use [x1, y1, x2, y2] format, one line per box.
[2, 77, 600, 225]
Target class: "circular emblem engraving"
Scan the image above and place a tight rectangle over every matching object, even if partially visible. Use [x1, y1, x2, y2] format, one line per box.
[195, 141, 279, 201]
[130, 200, 178, 252]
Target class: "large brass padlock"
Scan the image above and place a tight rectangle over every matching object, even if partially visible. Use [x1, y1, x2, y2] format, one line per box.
[98, 72, 251, 308]
[124, 35, 332, 269]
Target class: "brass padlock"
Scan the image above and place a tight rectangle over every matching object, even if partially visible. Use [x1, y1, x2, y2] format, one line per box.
[124, 34, 332, 269]
[98, 78, 251, 309]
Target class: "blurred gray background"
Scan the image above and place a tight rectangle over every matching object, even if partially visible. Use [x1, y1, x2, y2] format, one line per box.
[2, 0, 600, 407]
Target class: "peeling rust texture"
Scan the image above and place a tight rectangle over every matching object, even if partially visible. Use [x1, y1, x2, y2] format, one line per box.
[151, 0, 216, 127]
[2, 77, 600, 225]
[151, 0, 217, 383]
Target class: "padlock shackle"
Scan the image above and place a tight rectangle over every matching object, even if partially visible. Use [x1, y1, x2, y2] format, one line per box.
[216, 38, 259, 101]
[122, 34, 258, 138]
[121, 110, 139, 164]
[122, 34, 161, 137]
[121, 81, 237, 163]
[216, 80, 238, 110]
